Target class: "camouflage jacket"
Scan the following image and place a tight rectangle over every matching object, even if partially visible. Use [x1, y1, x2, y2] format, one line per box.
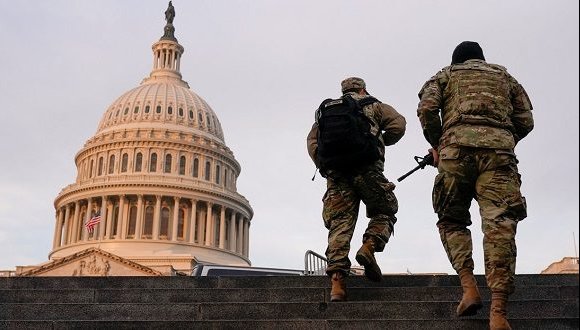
[307, 92, 406, 168]
[417, 59, 534, 150]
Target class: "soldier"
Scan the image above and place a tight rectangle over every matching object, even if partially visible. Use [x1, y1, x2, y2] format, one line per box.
[417, 41, 534, 330]
[307, 77, 406, 301]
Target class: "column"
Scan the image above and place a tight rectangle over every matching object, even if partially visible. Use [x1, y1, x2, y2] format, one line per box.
[199, 207, 206, 245]
[105, 198, 114, 239]
[243, 218, 250, 257]
[118, 195, 127, 239]
[62, 205, 71, 245]
[218, 206, 226, 249]
[153, 195, 161, 240]
[229, 211, 237, 251]
[188, 200, 197, 243]
[83, 198, 93, 241]
[58, 208, 66, 246]
[99, 196, 107, 240]
[236, 216, 243, 254]
[204, 202, 213, 246]
[171, 197, 179, 241]
[52, 209, 62, 249]
[71, 201, 80, 244]
[135, 195, 144, 239]
[66, 205, 75, 244]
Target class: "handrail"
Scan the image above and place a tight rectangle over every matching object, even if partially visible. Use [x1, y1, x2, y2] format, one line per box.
[304, 250, 327, 276]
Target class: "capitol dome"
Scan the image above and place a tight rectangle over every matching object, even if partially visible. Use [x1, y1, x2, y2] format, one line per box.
[49, 3, 253, 274]
[96, 55, 225, 143]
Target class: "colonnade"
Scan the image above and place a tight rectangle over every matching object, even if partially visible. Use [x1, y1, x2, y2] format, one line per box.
[153, 41, 182, 72]
[52, 194, 250, 257]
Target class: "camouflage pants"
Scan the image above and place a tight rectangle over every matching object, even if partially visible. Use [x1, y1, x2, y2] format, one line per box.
[433, 146, 527, 294]
[322, 163, 398, 275]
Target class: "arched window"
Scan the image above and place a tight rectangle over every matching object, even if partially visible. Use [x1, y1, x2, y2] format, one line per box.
[164, 154, 172, 173]
[198, 112, 203, 123]
[160, 207, 170, 238]
[97, 157, 104, 176]
[192, 158, 199, 178]
[124, 107, 129, 115]
[179, 156, 186, 175]
[127, 205, 137, 238]
[224, 169, 228, 187]
[121, 153, 128, 172]
[108, 155, 115, 174]
[168, 106, 173, 115]
[205, 161, 211, 180]
[215, 165, 221, 184]
[145, 105, 150, 113]
[143, 205, 154, 238]
[178, 107, 184, 117]
[156, 105, 162, 114]
[134, 106, 139, 114]
[89, 160, 94, 178]
[177, 208, 185, 240]
[150, 153, 157, 172]
[135, 152, 143, 172]
[189, 110, 194, 119]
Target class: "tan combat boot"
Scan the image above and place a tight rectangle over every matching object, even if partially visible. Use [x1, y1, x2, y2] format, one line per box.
[355, 239, 382, 282]
[456, 268, 483, 316]
[330, 272, 347, 302]
[489, 291, 512, 330]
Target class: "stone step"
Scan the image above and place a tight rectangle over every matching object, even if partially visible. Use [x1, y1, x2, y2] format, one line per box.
[0, 274, 577, 328]
[0, 274, 577, 289]
[1, 300, 577, 321]
[0, 285, 577, 303]
[0, 319, 578, 330]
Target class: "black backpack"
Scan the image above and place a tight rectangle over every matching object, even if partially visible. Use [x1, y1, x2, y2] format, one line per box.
[315, 95, 381, 173]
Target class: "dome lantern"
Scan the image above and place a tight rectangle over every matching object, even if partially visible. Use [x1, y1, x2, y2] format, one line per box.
[142, 1, 187, 87]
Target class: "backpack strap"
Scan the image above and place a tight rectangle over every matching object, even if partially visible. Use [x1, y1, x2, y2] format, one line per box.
[356, 96, 381, 138]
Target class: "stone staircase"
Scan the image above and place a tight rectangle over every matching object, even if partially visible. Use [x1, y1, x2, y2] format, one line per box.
[0, 274, 577, 329]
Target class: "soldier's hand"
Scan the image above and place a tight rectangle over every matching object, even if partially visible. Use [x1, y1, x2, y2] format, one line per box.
[428, 148, 439, 167]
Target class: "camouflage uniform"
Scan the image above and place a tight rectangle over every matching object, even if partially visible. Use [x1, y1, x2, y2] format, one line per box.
[308, 77, 406, 276]
[417, 58, 534, 293]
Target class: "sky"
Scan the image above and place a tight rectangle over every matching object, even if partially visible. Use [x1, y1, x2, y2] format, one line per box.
[0, 0, 578, 275]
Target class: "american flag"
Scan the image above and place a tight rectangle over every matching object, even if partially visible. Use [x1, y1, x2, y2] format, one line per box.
[85, 212, 101, 233]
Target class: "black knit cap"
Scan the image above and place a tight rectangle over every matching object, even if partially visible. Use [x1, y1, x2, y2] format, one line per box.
[451, 41, 485, 65]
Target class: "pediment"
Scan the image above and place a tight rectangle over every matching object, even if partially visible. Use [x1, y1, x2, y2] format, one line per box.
[18, 248, 163, 276]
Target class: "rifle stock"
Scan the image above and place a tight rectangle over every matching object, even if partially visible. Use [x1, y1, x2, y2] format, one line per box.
[397, 153, 434, 182]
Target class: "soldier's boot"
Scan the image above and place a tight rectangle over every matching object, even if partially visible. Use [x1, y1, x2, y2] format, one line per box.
[456, 268, 483, 316]
[330, 272, 347, 302]
[489, 291, 512, 330]
[355, 239, 382, 282]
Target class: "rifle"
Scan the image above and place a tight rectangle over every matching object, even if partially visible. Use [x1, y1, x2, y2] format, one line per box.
[397, 153, 435, 182]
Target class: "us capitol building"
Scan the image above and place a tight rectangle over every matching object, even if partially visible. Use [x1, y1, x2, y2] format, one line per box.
[13, 2, 253, 277]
